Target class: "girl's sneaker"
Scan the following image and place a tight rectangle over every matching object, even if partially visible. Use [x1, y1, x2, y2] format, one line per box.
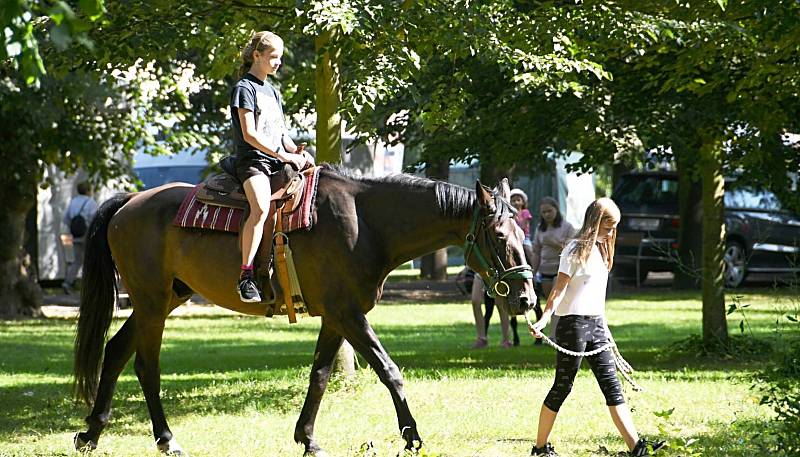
[630, 438, 666, 456]
[237, 277, 262, 303]
[470, 337, 488, 349]
[531, 442, 559, 457]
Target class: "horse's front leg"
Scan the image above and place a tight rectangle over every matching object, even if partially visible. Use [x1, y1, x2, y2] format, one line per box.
[334, 312, 422, 451]
[294, 321, 343, 456]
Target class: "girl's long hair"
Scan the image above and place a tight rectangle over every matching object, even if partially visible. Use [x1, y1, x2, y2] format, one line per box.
[537, 196, 563, 232]
[238, 31, 284, 78]
[568, 197, 620, 271]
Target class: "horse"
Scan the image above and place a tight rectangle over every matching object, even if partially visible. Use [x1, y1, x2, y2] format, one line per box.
[72, 165, 536, 456]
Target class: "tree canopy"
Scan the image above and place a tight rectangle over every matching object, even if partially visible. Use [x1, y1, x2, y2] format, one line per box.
[2, 0, 799, 317]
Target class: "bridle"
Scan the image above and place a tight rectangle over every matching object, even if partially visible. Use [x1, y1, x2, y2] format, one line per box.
[463, 193, 533, 297]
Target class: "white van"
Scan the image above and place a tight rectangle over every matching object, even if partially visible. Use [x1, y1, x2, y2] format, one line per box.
[133, 148, 209, 190]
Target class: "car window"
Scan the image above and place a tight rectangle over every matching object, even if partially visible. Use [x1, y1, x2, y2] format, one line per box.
[135, 166, 206, 190]
[724, 187, 782, 211]
[613, 176, 678, 205]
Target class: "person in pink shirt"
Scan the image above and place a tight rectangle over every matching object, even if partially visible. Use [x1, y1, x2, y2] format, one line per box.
[510, 189, 534, 264]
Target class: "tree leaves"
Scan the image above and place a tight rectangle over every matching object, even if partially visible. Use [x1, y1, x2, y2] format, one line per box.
[2, 0, 107, 86]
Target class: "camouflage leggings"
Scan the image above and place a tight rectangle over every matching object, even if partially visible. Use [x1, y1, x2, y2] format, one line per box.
[543, 315, 625, 412]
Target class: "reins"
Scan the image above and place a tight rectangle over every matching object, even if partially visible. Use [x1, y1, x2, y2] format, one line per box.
[522, 310, 644, 392]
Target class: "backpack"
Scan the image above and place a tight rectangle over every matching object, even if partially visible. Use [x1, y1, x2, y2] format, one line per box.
[69, 200, 90, 238]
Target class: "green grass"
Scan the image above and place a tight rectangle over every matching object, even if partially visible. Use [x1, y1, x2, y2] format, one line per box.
[0, 287, 797, 457]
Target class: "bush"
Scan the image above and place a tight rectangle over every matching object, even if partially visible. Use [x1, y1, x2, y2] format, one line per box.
[757, 339, 800, 455]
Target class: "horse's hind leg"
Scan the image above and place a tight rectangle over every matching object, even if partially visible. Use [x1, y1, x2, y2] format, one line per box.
[75, 314, 137, 450]
[294, 321, 344, 456]
[133, 307, 186, 456]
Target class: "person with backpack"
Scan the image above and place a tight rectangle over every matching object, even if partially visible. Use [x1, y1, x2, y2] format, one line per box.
[62, 181, 98, 294]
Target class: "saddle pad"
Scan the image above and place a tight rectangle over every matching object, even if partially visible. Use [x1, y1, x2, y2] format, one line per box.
[281, 165, 321, 232]
[173, 166, 321, 233]
[173, 187, 244, 233]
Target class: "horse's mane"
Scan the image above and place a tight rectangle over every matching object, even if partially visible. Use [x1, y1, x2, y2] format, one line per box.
[321, 164, 475, 219]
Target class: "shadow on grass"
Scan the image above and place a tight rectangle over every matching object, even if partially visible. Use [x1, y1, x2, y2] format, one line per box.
[0, 312, 783, 445]
[0, 372, 310, 439]
[1, 316, 775, 378]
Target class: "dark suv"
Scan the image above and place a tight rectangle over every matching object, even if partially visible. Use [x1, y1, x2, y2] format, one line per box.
[612, 171, 800, 287]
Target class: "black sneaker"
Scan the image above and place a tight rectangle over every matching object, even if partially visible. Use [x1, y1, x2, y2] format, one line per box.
[237, 277, 262, 303]
[531, 442, 559, 457]
[630, 438, 666, 456]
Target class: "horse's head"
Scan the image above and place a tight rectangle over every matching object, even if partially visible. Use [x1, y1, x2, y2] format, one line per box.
[464, 178, 537, 316]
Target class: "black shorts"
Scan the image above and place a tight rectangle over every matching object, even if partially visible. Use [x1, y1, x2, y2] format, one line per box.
[234, 150, 284, 183]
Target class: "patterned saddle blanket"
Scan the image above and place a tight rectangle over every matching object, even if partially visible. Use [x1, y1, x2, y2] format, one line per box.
[173, 166, 321, 233]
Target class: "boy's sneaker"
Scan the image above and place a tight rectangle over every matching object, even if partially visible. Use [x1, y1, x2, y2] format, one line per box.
[531, 442, 559, 457]
[237, 277, 262, 303]
[630, 438, 666, 456]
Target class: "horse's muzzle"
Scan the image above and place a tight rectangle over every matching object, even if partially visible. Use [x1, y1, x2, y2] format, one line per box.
[505, 294, 534, 316]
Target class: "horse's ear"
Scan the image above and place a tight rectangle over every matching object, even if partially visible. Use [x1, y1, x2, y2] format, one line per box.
[498, 178, 511, 200]
[476, 180, 494, 212]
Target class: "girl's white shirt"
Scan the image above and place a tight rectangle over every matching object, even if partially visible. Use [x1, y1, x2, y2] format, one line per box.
[554, 240, 608, 317]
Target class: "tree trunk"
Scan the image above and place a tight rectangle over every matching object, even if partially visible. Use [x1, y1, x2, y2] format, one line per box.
[674, 156, 703, 289]
[700, 140, 728, 347]
[420, 158, 449, 280]
[332, 340, 358, 376]
[314, 29, 343, 165]
[315, 29, 355, 377]
[0, 178, 43, 317]
[479, 154, 503, 184]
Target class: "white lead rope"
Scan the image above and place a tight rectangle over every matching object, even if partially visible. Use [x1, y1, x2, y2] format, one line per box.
[523, 311, 644, 392]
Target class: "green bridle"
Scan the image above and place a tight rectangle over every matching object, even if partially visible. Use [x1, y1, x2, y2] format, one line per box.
[463, 195, 534, 298]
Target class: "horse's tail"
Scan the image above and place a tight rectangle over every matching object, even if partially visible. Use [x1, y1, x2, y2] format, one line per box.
[73, 193, 132, 405]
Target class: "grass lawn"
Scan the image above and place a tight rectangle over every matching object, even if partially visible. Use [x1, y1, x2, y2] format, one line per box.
[0, 286, 797, 457]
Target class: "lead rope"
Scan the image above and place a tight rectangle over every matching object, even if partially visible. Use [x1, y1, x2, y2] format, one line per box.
[523, 310, 644, 392]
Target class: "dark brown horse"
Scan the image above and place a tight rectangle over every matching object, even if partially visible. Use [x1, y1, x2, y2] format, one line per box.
[73, 165, 535, 456]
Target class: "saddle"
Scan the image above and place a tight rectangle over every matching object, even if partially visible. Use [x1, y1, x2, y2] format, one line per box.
[182, 156, 319, 322]
[195, 157, 306, 212]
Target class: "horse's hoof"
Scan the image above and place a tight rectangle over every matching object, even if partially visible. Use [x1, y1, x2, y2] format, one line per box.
[303, 450, 330, 457]
[156, 438, 188, 456]
[74, 432, 97, 452]
[399, 439, 423, 456]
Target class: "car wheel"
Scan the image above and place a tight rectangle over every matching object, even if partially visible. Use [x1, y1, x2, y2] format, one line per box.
[724, 240, 748, 288]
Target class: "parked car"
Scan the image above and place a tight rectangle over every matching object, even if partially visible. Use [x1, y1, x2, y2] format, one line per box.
[612, 171, 800, 287]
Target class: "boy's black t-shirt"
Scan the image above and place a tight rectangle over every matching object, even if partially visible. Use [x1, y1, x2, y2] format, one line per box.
[230, 72, 286, 158]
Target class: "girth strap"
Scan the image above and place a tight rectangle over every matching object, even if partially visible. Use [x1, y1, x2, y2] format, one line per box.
[273, 203, 297, 323]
